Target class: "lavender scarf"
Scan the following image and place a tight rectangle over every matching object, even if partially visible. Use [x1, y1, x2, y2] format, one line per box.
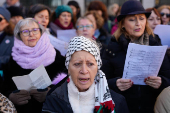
[12, 33, 56, 69]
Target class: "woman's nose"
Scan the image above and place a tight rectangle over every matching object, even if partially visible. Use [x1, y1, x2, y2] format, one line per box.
[80, 64, 88, 74]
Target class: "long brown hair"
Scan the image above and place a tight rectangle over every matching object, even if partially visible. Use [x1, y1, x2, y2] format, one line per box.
[114, 15, 154, 41]
[4, 21, 15, 36]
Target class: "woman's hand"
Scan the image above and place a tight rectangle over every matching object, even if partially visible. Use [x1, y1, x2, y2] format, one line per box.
[116, 78, 133, 91]
[144, 76, 162, 89]
[9, 90, 31, 105]
[30, 87, 50, 102]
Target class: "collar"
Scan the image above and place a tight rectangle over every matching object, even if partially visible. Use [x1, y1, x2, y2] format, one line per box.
[68, 77, 95, 101]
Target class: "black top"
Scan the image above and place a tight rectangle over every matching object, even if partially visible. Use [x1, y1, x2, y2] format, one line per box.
[101, 34, 170, 113]
[1, 49, 67, 113]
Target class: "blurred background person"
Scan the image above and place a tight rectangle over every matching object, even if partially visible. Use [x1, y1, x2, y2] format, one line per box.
[49, 5, 74, 37]
[111, 6, 121, 35]
[2, 0, 27, 17]
[28, 4, 51, 29]
[157, 5, 170, 25]
[108, 3, 119, 22]
[67, 0, 81, 26]
[85, 11, 111, 46]
[1, 18, 66, 113]
[88, 1, 112, 34]
[0, 7, 14, 70]
[146, 8, 162, 31]
[76, 16, 95, 40]
[7, 6, 24, 25]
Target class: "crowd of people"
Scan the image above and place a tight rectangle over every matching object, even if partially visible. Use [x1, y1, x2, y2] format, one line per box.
[0, 0, 170, 113]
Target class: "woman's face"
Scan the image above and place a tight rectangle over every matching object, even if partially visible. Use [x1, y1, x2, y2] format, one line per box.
[58, 12, 72, 27]
[20, 22, 41, 47]
[68, 51, 98, 92]
[0, 14, 9, 32]
[148, 10, 161, 31]
[34, 10, 49, 28]
[10, 16, 23, 25]
[76, 18, 95, 38]
[69, 5, 77, 16]
[123, 14, 146, 39]
[86, 14, 97, 29]
[160, 8, 170, 25]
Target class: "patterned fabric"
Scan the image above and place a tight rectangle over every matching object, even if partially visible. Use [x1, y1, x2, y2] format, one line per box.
[65, 36, 115, 113]
[0, 93, 17, 113]
[130, 32, 149, 45]
[12, 33, 56, 69]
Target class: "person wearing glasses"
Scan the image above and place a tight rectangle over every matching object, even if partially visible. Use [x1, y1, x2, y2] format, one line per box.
[157, 5, 170, 25]
[1, 18, 67, 113]
[76, 16, 95, 39]
[0, 7, 15, 70]
[85, 11, 111, 46]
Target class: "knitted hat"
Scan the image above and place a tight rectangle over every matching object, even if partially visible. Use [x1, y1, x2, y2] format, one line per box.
[7, 6, 23, 18]
[0, 7, 11, 22]
[55, 5, 73, 18]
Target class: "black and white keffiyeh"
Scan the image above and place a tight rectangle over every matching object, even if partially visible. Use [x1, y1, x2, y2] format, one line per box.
[65, 36, 115, 113]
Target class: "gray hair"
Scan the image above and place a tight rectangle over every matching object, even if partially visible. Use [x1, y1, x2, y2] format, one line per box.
[14, 18, 45, 40]
[75, 16, 94, 30]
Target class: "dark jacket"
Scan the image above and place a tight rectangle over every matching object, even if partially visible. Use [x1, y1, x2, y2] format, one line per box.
[101, 34, 170, 113]
[42, 80, 129, 113]
[1, 49, 67, 113]
[96, 27, 112, 46]
[0, 32, 14, 70]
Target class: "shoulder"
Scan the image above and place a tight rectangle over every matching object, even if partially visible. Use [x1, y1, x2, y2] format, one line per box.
[149, 34, 162, 46]
[110, 89, 129, 113]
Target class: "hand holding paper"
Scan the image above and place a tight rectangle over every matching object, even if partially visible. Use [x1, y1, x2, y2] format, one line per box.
[122, 43, 167, 85]
[12, 65, 52, 91]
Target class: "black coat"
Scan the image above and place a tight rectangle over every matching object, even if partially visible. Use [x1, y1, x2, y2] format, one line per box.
[101, 34, 170, 113]
[1, 49, 67, 113]
[42, 80, 129, 113]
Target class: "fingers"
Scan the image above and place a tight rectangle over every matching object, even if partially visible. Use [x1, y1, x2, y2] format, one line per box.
[116, 79, 133, 91]
[144, 76, 162, 89]
[17, 90, 30, 95]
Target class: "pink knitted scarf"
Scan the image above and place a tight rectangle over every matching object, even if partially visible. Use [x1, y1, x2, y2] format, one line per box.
[12, 33, 56, 69]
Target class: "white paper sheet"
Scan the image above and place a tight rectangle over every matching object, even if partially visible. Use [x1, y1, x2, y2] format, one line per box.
[49, 34, 68, 56]
[12, 65, 52, 91]
[57, 29, 77, 42]
[122, 43, 167, 85]
[154, 25, 170, 47]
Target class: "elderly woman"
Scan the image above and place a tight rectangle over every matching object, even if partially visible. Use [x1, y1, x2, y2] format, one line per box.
[85, 11, 111, 45]
[101, 1, 170, 113]
[42, 36, 129, 113]
[157, 5, 170, 25]
[146, 8, 162, 31]
[50, 5, 74, 37]
[0, 7, 14, 70]
[76, 16, 95, 39]
[1, 18, 67, 113]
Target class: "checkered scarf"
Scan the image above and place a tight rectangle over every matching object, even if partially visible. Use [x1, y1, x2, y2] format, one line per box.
[65, 36, 115, 113]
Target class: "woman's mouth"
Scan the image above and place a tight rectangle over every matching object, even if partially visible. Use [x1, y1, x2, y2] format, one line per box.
[28, 39, 36, 42]
[79, 78, 90, 84]
[135, 28, 141, 32]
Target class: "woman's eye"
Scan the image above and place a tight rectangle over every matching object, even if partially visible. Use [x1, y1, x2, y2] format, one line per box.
[74, 63, 80, 66]
[88, 63, 94, 66]
[148, 19, 153, 21]
[140, 17, 144, 20]
[129, 19, 134, 21]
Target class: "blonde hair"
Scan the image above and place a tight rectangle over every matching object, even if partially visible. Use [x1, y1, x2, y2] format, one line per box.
[114, 16, 154, 41]
[108, 3, 119, 16]
[85, 11, 104, 29]
[157, 5, 170, 13]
